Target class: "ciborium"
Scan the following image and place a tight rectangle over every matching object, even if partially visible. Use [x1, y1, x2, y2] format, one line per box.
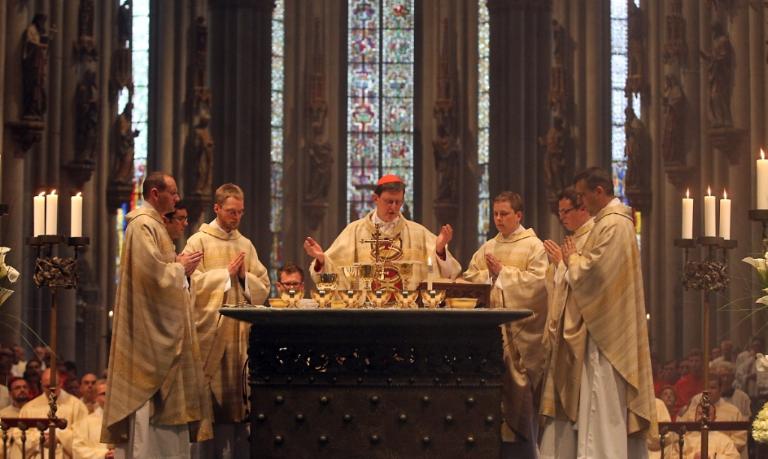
[394, 289, 418, 309]
[311, 289, 333, 308]
[366, 289, 392, 308]
[341, 289, 362, 309]
[420, 289, 446, 309]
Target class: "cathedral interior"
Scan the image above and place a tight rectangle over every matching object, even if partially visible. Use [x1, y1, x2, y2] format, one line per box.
[0, 0, 767, 394]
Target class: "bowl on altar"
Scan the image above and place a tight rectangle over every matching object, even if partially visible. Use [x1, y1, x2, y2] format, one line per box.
[268, 298, 289, 308]
[330, 299, 346, 309]
[445, 298, 477, 309]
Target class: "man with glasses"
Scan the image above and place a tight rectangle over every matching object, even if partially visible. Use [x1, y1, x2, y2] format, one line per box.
[276, 263, 305, 296]
[103, 172, 212, 457]
[163, 200, 189, 244]
[539, 187, 593, 458]
[185, 183, 270, 458]
[541, 167, 655, 458]
[462, 191, 548, 458]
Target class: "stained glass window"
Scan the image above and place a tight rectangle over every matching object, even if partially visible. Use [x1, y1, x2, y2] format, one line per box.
[270, 0, 285, 280]
[477, 1, 490, 246]
[347, 0, 415, 222]
[116, 0, 150, 279]
[610, 0, 640, 204]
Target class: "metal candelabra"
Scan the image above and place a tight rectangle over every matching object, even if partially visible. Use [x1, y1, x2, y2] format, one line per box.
[26, 234, 89, 459]
[674, 235, 736, 458]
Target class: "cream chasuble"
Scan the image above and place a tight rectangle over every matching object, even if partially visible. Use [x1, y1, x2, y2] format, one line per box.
[185, 222, 270, 423]
[14, 390, 88, 458]
[463, 227, 548, 441]
[310, 211, 461, 287]
[565, 201, 656, 441]
[540, 218, 594, 423]
[103, 205, 212, 444]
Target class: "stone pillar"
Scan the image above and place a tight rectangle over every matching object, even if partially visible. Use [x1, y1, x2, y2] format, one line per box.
[209, 0, 273, 262]
[487, 0, 552, 235]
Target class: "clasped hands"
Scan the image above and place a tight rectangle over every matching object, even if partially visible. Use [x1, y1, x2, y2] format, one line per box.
[543, 237, 577, 267]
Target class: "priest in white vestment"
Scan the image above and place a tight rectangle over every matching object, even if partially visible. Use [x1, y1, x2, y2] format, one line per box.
[102, 172, 213, 459]
[304, 175, 461, 287]
[73, 379, 113, 458]
[462, 191, 548, 456]
[547, 167, 657, 458]
[185, 183, 271, 459]
[539, 187, 594, 458]
[14, 369, 89, 459]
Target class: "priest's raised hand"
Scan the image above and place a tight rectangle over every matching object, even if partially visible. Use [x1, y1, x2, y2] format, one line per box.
[435, 224, 453, 258]
[303, 236, 325, 264]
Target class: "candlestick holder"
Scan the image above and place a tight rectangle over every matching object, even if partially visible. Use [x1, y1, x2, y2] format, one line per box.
[748, 209, 768, 254]
[25, 234, 90, 454]
[674, 235, 737, 433]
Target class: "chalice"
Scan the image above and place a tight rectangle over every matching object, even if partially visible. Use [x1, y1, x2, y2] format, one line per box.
[341, 265, 360, 290]
[357, 263, 375, 306]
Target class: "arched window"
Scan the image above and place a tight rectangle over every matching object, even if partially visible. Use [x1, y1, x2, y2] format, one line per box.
[346, 0, 415, 222]
[477, 0, 490, 246]
[270, 0, 285, 278]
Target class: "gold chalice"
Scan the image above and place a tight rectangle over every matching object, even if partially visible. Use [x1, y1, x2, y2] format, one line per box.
[394, 261, 415, 291]
[341, 289, 362, 309]
[316, 272, 338, 294]
[356, 263, 375, 306]
[341, 265, 360, 290]
[420, 289, 446, 309]
[394, 289, 418, 309]
[280, 289, 300, 308]
[311, 289, 334, 308]
[366, 290, 392, 309]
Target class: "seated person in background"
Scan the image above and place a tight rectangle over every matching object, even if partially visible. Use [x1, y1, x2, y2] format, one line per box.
[735, 336, 764, 399]
[675, 350, 704, 413]
[72, 379, 114, 459]
[276, 263, 317, 308]
[656, 359, 680, 396]
[663, 430, 739, 459]
[659, 385, 678, 421]
[14, 369, 89, 459]
[678, 374, 747, 455]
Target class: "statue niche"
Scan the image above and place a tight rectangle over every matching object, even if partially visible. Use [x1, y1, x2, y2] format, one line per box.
[661, 73, 686, 166]
[22, 14, 50, 120]
[190, 89, 214, 195]
[539, 116, 571, 200]
[75, 69, 99, 162]
[111, 101, 139, 184]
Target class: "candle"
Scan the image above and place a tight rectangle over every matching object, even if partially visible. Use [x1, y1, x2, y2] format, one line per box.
[758, 149, 768, 209]
[71, 192, 83, 237]
[45, 190, 58, 235]
[720, 189, 731, 240]
[682, 188, 693, 239]
[34, 192, 45, 237]
[427, 256, 433, 291]
[704, 187, 716, 237]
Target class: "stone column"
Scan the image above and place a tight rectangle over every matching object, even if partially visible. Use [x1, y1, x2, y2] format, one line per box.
[487, 0, 552, 235]
[209, 0, 273, 262]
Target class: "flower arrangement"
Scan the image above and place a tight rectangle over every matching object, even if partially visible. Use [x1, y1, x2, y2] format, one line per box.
[743, 254, 768, 443]
[0, 247, 20, 306]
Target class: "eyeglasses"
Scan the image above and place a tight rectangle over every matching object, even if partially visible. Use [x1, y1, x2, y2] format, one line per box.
[173, 216, 188, 222]
[557, 207, 576, 216]
[279, 281, 303, 288]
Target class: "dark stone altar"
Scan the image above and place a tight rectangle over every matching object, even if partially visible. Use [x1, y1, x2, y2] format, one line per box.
[220, 307, 531, 459]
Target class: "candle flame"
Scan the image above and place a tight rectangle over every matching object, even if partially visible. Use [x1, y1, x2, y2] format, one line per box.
[762, 148, 766, 160]
[37, 191, 45, 197]
[75, 192, 82, 197]
[707, 186, 711, 196]
[685, 188, 690, 199]
[723, 189, 728, 199]
[49, 189, 56, 195]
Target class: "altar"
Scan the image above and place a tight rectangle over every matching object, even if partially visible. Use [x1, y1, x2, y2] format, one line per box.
[221, 307, 532, 458]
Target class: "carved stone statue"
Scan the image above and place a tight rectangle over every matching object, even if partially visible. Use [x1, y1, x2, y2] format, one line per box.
[117, 1, 132, 49]
[540, 116, 570, 196]
[661, 74, 686, 165]
[624, 107, 647, 190]
[304, 141, 333, 202]
[190, 90, 214, 194]
[112, 102, 139, 183]
[626, 2, 644, 95]
[701, 22, 734, 127]
[75, 69, 99, 162]
[663, 0, 687, 63]
[22, 14, 50, 120]
[192, 16, 208, 88]
[75, 0, 97, 59]
[549, 20, 566, 114]
[433, 137, 460, 202]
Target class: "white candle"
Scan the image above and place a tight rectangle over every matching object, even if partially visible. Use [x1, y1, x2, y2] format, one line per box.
[704, 187, 716, 237]
[33, 192, 45, 237]
[71, 192, 83, 237]
[758, 149, 768, 209]
[719, 189, 731, 240]
[682, 189, 693, 239]
[427, 256, 433, 291]
[45, 190, 58, 235]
